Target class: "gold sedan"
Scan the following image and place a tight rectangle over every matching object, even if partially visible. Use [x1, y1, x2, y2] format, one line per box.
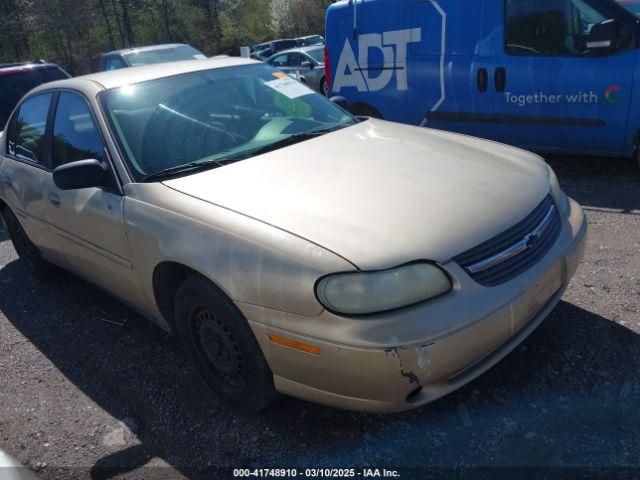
[0, 58, 586, 413]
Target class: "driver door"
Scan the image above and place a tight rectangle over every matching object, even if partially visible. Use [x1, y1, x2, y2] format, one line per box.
[44, 90, 138, 301]
[490, 0, 635, 155]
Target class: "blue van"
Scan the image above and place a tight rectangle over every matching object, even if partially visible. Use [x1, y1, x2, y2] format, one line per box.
[325, 0, 640, 165]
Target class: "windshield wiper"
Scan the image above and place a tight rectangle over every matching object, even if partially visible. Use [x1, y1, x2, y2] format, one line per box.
[243, 127, 339, 158]
[141, 125, 345, 181]
[142, 159, 227, 182]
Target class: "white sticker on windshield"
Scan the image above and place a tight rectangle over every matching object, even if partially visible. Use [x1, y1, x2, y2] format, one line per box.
[193, 54, 207, 59]
[264, 78, 314, 99]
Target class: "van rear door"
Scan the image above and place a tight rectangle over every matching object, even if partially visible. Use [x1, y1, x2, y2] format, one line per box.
[489, 0, 636, 156]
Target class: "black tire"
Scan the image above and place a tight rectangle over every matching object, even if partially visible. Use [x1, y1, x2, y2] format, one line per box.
[2, 207, 55, 276]
[175, 274, 277, 413]
[320, 76, 328, 96]
[636, 146, 640, 171]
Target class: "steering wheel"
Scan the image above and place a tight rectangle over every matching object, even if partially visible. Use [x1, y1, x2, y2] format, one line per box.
[141, 91, 239, 173]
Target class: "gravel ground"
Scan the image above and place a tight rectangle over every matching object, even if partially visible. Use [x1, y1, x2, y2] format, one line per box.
[0, 155, 639, 479]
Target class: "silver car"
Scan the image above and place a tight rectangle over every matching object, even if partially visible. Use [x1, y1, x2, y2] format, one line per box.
[0, 57, 586, 413]
[267, 46, 327, 95]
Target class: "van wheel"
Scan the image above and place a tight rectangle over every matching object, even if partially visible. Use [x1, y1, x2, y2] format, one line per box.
[174, 275, 277, 413]
[2, 207, 55, 276]
[320, 76, 328, 96]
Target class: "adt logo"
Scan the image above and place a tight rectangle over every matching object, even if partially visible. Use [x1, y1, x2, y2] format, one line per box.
[605, 85, 622, 104]
[332, 28, 422, 93]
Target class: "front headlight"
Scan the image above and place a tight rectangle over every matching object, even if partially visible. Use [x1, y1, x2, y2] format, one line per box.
[548, 165, 570, 215]
[315, 262, 452, 315]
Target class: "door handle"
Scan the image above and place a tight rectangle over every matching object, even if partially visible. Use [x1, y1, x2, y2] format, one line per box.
[477, 68, 488, 92]
[47, 192, 61, 207]
[495, 67, 507, 92]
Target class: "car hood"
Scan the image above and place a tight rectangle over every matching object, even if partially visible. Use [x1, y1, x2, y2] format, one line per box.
[163, 119, 551, 269]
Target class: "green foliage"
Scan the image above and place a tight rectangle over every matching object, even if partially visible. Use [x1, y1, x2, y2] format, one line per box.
[0, 0, 331, 74]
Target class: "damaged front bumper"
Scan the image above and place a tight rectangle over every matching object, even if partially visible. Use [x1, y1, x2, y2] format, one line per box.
[246, 198, 587, 413]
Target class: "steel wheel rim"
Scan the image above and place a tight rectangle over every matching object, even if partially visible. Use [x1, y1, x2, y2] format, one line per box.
[191, 307, 246, 387]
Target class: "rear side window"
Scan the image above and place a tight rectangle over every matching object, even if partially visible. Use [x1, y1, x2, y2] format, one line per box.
[44, 66, 69, 82]
[0, 67, 68, 129]
[505, 0, 608, 56]
[52, 92, 106, 167]
[7, 93, 52, 165]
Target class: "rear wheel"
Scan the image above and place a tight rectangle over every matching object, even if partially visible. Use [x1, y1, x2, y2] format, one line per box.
[175, 275, 277, 413]
[320, 76, 327, 96]
[2, 207, 55, 276]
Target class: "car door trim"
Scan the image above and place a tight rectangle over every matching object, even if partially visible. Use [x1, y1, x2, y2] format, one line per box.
[424, 111, 605, 127]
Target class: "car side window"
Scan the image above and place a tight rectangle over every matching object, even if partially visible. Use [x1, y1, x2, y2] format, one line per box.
[52, 92, 106, 168]
[271, 54, 288, 67]
[104, 57, 127, 71]
[505, 0, 609, 56]
[7, 93, 52, 166]
[288, 52, 303, 67]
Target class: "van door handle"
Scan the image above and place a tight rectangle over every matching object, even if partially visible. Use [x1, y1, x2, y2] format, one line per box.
[495, 67, 507, 92]
[47, 192, 61, 207]
[477, 68, 488, 92]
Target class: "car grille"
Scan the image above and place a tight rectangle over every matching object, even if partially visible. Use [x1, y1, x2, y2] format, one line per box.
[455, 194, 561, 287]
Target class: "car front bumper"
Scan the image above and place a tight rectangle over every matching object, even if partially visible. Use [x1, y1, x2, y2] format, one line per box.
[242, 198, 587, 413]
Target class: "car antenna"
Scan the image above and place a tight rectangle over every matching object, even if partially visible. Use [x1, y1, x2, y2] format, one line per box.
[352, 0, 358, 39]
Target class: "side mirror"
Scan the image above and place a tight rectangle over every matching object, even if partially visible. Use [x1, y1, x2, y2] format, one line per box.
[586, 19, 617, 54]
[301, 61, 314, 69]
[53, 159, 108, 190]
[330, 96, 350, 112]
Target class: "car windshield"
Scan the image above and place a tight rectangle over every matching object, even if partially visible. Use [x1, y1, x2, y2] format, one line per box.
[0, 67, 67, 129]
[101, 63, 355, 181]
[615, 0, 640, 16]
[124, 45, 205, 66]
[306, 47, 324, 64]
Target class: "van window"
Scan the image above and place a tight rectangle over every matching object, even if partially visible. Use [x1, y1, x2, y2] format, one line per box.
[505, 0, 609, 56]
[7, 93, 52, 165]
[52, 92, 106, 167]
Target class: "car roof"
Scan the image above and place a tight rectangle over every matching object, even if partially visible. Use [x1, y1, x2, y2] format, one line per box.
[270, 46, 324, 57]
[0, 62, 62, 75]
[29, 56, 260, 94]
[101, 43, 193, 57]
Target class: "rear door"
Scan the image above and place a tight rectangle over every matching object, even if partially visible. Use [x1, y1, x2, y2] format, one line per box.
[489, 0, 636, 155]
[1, 92, 64, 262]
[409, 0, 500, 140]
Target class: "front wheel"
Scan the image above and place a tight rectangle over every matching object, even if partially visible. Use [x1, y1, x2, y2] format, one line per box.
[320, 76, 328, 96]
[175, 275, 277, 413]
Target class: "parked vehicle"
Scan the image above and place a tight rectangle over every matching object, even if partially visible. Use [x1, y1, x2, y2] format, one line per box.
[256, 39, 299, 59]
[267, 46, 328, 95]
[325, 0, 640, 167]
[0, 57, 586, 413]
[98, 43, 206, 70]
[0, 61, 69, 130]
[296, 35, 324, 47]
